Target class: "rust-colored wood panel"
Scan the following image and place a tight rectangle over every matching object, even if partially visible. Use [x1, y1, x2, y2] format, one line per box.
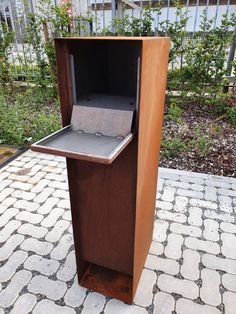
[133, 38, 170, 297]
[55, 39, 74, 126]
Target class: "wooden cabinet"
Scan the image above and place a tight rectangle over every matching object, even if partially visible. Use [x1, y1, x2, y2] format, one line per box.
[31, 37, 170, 303]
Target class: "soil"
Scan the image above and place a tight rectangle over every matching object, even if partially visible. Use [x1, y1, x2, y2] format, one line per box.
[159, 103, 236, 177]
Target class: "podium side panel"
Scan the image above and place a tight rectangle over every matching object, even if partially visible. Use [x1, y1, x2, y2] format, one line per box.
[133, 38, 170, 297]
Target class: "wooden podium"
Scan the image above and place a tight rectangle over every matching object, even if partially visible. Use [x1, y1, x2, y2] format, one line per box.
[31, 37, 170, 304]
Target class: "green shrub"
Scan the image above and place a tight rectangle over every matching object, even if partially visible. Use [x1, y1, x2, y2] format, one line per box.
[161, 136, 186, 158]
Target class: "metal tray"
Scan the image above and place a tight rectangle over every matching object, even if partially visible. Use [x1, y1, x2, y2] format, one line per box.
[31, 126, 133, 164]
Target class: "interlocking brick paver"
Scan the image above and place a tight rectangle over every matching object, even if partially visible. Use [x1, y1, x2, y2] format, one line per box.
[105, 299, 147, 313]
[156, 209, 186, 223]
[18, 223, 48, 238]
[153, 291, 175, 314]
[177, 188, 203, 199]
[203, 219, 219, 242]
[176, 298, 220, 314]
[222, 273, 236, 292]
[82, 292, 106, 314]
[145, 255, 179, 275]
[16, 211, 43, 224]
[0, 234, 24, 260]
[24, 255, 59, 276]
[223, 292, 236, 314]
[50, 234, 73, 260]
[202, 254, 236, 275]
[14, 200, 40, 212]
[33, 299, 75, 314]
[10, 293, 37, 314]
[190, 198, 217, 210]
[45, 220, 70, 243]
[200, 268, 221, 306]
[31, 179, 50, 193]
[158, 274, 199, 299]
[28, 275, 67, 300]
[181, 249, 200, 280]
[0, 220, 21, 243]
[220, 222, 236, 234]
[170, 222, 202, 238]
[57, 251, 76, 281]
[149, 241, 164, 256]
[0, 270, 32, 308]
[134, 269, 156, 307]
[41, 207, 64, 227]
[0, 251, 28, 282]
[1, 152, 236, 313]
[221, 233, 236, 259]
[204, 186, 217, 202]
[204, 209, 234, 223]
[218, 195, 233, 213]
[37, 197, 59, 215]
[188, 206, 202, 226]
[174, 196, 188, 212]
[0, 207, 19, 227]
[185, 237, 220, 254]
[153, 220, 169, 242]
[21, 238, 53, 255]
[156, 200, 173, 211]
[165, 233, 183, 259]
[64, 278, 87, 307]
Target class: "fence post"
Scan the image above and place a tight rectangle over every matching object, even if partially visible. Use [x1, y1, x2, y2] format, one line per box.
[224, 25, 236, 92]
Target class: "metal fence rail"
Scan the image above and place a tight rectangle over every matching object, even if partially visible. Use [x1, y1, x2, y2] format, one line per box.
[0, 0, 235, 79]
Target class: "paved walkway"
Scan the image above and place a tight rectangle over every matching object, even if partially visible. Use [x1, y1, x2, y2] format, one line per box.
[0, 150, 236, 314]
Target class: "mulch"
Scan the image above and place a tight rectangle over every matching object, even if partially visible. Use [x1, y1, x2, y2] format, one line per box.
[159, 103, 236, 177]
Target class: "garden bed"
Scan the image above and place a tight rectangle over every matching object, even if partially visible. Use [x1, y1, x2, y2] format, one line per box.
[160, 102, 236, 177]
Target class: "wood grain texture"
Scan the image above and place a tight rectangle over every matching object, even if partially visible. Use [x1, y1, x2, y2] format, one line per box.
[132, 38, 170, 297]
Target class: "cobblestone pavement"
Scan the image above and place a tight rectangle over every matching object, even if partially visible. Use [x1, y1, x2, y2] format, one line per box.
[0, 150, 236, 314]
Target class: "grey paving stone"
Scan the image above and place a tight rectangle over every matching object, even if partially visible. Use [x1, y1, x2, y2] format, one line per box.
[0, 234, 24, 260]
[177, 189, 203, 199]
[0, 220, 22, 243]
[153, 220, 169, 242]
[105, 299, 147, 313]
[18, 223, 48, 239]
[82, 292, 106, 314]
[37, 197, 59, 215]
[0, 207, 19, 227]
[203, 219, 219, 242]
[14, 200, 40, 212]
[223, 291, 236, 314]
[45, 220, 70, 243]
[185, 237, 220, 255]
[145, 255, 179, 275]
[176, 298, 220, 314]
[33, 299, 75, 314]
[218, 195, 233, 213]
[173, 196, 188, 213]
[165, 233, 183, 260]
[158, 274, 199, 299]
[200, 268, 221, 306]
[188, 206, 202, 226]
[156, 209, 186, 223]
[221, 233, 236, 259]
[134, 269, 156, 307]
[153, 291, 175, 314]
[10, 293, 37, 314]
[202, 254, 236, 275]
[28, 275, 67, 300]
[20, 238, 53, 256]
[0, 270, 32, 308]
[220, 222, 236, 234]
[204, 186, 217, 202]
[181, 249, 200, 281]
[57, 251, 76, 282]
[0, 251, 28, 282]
[15, 211, 43, 224]
[149, 241, 164, 256]
[156, 200, 173, 211]
[40, 207, 64, 228]
[50, 234, 73, 260]
[222, 273, 236, 292]
[64, 278, 87, 308]
[24, 255, 59, 276]
[170, 222, 202, 238]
